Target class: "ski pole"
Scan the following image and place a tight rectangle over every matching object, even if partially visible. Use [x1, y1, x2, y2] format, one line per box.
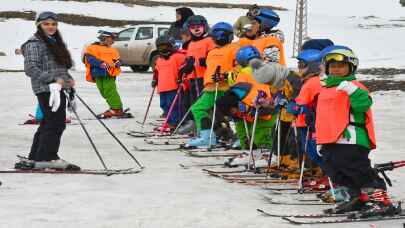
[298, 126, 310, 193]
[266, 114, 279, 178]
[193, 68, 201, 97]
[208, 81, 219, 151]
[328, 177, 336, 203]
[171, 91, 204, 136]
[159, 85, 182, 135]
[243, 117, 251, 143]
[64, 91, 108, 170]
[247, 107, 259, 171]
[75, 94, 144, 169]
[141, 87, 155, 133]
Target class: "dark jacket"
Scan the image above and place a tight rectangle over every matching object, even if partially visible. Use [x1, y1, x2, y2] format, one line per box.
[22, 35, 73, 94]
[167, 7, 194, 40]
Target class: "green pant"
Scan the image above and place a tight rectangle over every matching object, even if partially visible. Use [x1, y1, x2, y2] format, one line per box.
[191, 91, 225, 132]
[96, 77, 123, 110]
[235, 114, 277, 150]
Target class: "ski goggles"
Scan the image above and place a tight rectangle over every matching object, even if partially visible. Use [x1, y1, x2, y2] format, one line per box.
[323, 53, 358, 66]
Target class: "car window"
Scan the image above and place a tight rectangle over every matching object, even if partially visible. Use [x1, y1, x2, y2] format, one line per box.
[116, 28, 135, 41]
[158, 28, 169, 37]
[136, 27, 153, 40]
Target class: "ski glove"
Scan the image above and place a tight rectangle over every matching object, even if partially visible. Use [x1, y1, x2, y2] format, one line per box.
[49, 83, 62, 112]
[151, 80, 157, 88]
[286, 101, 308, 115]
[199, 57, 207, 67]
[100, 62, 109, 69]
[179, 56, 195, 76]
[336, 81, 358, 95]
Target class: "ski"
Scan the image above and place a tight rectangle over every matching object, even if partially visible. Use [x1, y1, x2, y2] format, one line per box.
[144, 138, 187, 146]
[263, 195, 333, 206]
[133, 145, 181, 152]
[0, 168, 142, 176]
[186, 151, 244, 158]
[179, 163, 224, 169]
[202, 167, 248, 174]
[256, 208, 351, 218]
[281, 211, 405, 225]
[127, 131, 172, 138]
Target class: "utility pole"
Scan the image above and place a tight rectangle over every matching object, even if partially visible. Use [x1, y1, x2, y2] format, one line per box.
[292, 0, 308, 57]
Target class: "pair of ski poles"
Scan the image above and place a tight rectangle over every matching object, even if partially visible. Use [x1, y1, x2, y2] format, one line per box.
[65, 90, 144, 170]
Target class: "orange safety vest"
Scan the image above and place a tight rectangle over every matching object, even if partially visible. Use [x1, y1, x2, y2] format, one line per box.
[295, 76, 321, 127]
[315, 81, 376, 149]
[237, 37, 255, 47]
[155, 51, 186, 93]
[204, 43, 240, 88]
[186, 36, 216, 79]
[253, 36, 286, 66]
[84, 44, 121, 83]
[235, 72, 273, 121]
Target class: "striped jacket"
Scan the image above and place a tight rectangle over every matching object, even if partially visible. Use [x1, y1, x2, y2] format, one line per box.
[21, 35, 73, 94]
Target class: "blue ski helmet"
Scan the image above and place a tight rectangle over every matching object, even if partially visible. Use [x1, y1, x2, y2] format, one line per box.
[296, 49, 322, 63]
[236, 45, 261, 67]
[254, 8, 280, 30]
[211, 22, 234, 46]
[301, 39, 334, 51]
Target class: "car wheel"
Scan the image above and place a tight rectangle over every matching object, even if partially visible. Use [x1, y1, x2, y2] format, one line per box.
[130, 65, 149, 72]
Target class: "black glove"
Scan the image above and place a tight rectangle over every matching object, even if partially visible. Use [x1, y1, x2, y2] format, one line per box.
[199, 57, 207, 67]
[179, 56, 195, 76]
[305, 110, 316, 132]
[151, 80, 157, 88]
[176, 76, 183, 85]
[211, 66, 223, 83]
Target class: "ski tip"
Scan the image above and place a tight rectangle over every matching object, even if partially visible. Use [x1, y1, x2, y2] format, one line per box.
[281, 217, 301, 225]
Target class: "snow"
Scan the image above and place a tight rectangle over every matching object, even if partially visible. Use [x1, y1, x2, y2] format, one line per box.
[1, 71, 405, 228]
[1, 1, 405, 227]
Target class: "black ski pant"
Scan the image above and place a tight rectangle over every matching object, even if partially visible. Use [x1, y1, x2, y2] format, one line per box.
[29, 92, 66, 161]
[181, 78, 203, 121]
[320, 144, 386, 196]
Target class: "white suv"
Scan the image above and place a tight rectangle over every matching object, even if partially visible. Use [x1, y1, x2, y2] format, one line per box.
[113, 24, 170, 72]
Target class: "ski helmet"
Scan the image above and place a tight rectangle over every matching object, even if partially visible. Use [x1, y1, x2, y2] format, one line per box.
[236, 45, 261, 67]
[211, 22, 234, 46]
[297, 49, 322, 63]
[322, 46, 359, 75]
[183, 15, 209, 33]
[155, 35, 176, 57]
[254, 8, 280, 30]
[301, 39, 334, 51]
[97, 30, 117, 41]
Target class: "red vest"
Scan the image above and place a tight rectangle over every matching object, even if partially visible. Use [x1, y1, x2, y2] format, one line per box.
[155, 51, 186, 93]
[315, 81, 376, 149]
[295, 76, 321, 127]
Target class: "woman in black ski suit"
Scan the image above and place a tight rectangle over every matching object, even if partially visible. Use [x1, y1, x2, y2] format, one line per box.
[167, 7, 194, 40]
[20, 12, 76, 167]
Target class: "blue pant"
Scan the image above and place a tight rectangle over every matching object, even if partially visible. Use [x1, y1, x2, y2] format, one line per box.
[299, 127, 322, 166]
[160, 90, 180, 126]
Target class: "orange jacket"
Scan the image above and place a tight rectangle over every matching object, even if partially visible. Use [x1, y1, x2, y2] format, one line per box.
[295, 76, 321, 127]
[204, 43, 240, 88]
[235, 72, 273, 121]
[84, 44, 121, 83]
[155, 52, 186, 93]
[315, 81, 376, 149]
[237, 37, 255, 47]
[186, 36, 216, 79]
[253, 36, 286, 66]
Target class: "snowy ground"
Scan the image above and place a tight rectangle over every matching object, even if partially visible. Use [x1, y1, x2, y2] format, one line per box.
[0, 71, 405, 228]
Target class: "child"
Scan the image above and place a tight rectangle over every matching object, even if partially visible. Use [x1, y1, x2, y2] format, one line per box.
[251, 7, 286, 65]
[216, 46, 277, 167]
[177, 15, 215, 135]
[84, 31, 126, 119]
[152, 35, 186, 131]
[316, 46, 394, 216]
[185, 22, 239, 147]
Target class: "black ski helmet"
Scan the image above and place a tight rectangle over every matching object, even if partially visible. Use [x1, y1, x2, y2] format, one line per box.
[155, 35, 177, 57]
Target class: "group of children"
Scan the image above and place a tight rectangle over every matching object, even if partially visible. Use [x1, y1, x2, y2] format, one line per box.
[77, 6, 395, 217]
[149, 7, 396, 217]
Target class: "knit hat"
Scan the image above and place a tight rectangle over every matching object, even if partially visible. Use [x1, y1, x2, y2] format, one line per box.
[35, 11, 58, 26]
[250, 59, 289, 89]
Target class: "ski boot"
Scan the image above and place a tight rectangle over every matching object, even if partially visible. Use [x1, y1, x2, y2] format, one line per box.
[230, 139, 241, 150]
[224, 153, 250, 167]
[153, 123, 175, 133]
[34, 159, 81, 171]
[177, 120, 195, 135]
[184, 129, 217, 149]
[317, 186, 351, 203]
[351, 188, 396, 218]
